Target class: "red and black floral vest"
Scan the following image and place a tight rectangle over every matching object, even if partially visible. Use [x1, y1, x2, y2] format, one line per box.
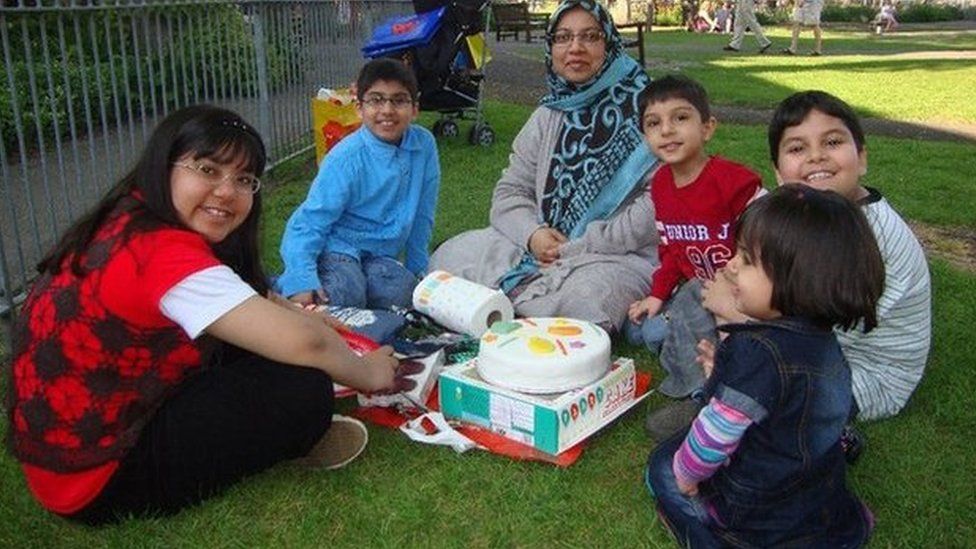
[7, 203, 216, 472]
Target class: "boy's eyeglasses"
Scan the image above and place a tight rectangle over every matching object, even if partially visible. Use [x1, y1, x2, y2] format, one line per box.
[360, 94, 416, 110]
[172, 162, 261, 195]
[548, 29, 605, 47]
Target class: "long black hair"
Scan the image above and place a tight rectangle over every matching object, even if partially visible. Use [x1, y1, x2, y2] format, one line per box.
[37, 105, 270, 295]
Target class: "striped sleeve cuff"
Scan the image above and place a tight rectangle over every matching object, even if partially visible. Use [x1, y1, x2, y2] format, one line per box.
[672, 397, 753, 486]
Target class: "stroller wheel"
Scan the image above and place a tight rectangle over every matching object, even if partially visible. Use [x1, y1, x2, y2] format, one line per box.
[469, 124, 495, 147]
[432, 119, 459, 139]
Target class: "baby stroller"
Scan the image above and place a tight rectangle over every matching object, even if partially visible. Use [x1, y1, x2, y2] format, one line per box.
[363, 0, 495, 146]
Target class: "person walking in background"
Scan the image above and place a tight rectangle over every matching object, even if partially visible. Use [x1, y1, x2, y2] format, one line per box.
[875, 0, 898, 34]
[682, 0, 700, 31]
[784, 0, 824, 55]
[714, 1, 733, 33]
[696, 1, 719, 32]
[723, 0, 772, 53]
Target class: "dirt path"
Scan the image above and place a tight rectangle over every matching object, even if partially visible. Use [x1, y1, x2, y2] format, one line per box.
[910, 222, 976, 274]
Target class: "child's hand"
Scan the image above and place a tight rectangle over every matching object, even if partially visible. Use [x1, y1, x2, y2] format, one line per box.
[529, 226, 567, 266]
[676, 476, 699, 497]
[628, 296, 663, 323]
[696, 338, 716, 378]
[289, 289, 329, 307]
[702, 270, 744, 323]
[355, 346, 400, 392]
[377, 359, 426, 394]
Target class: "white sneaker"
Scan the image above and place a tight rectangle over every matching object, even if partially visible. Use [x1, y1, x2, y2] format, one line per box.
[292, 415, 368, 470]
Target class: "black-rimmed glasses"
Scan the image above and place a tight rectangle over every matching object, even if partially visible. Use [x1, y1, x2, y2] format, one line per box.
[360, 94, 417, 110]
[548, 29, 606, 46]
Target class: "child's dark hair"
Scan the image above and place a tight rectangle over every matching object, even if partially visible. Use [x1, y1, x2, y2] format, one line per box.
[768, 91, 865, 166]
[356, 58, 419, 101]
[736, 184, 884, 332]
[38, 104, 270, 295]
[638, 75, 711, 121]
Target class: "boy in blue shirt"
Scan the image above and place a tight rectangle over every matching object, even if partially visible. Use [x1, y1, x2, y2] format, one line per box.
[278, 58, 440, 310]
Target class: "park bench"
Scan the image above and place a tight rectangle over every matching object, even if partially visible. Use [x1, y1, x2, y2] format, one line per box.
[617, 22, 647, 68]
[490, 2, 647, 67]
[491, 2, 549, 43]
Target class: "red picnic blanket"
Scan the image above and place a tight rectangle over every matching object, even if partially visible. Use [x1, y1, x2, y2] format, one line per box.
[351, 372, 652, 467]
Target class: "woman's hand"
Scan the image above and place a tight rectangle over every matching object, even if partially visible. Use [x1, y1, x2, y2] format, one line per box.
[528, 226, 567, 266]
[628, 296, 663, 323]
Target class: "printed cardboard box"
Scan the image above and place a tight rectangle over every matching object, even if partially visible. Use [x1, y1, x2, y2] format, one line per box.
[438, 357, 642, 456]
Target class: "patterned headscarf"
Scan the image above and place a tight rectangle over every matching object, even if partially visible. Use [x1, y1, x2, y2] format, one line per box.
[539, 0, 655, 238]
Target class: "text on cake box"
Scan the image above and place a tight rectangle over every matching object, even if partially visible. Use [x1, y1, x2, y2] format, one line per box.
[438, 358, 639, 455]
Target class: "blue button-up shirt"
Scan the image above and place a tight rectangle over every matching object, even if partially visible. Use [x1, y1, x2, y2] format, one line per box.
[276, 124, 440, 297]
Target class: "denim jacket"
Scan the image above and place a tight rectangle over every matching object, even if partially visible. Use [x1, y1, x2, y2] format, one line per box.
[701, 317, 870, 548]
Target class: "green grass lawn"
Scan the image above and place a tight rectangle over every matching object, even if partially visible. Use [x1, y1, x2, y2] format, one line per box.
[661, 27, 976, 123]
[515, 25, 976, 124]
[2, 100, 974, 547]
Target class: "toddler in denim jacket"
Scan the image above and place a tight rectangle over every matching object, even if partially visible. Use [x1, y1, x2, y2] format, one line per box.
[646, 185, 881, 547]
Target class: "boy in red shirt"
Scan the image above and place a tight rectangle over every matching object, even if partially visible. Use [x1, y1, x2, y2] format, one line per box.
[624, 75, 764, 436]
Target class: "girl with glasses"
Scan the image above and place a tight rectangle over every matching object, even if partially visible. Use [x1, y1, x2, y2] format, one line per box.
[7, 104, 406, 524]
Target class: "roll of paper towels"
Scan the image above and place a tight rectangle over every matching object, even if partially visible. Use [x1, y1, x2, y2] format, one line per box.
[413, 271, 514, 337]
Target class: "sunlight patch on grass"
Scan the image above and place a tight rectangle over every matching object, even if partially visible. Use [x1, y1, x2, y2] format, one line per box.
[645, 27, 976, 122]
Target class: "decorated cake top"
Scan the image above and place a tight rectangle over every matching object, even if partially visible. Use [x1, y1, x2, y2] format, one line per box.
[476, 317, 611, 394]
[479, 317, 608, 362]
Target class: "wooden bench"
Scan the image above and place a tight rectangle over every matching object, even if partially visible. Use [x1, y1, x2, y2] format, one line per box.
[490, 2, 648, 67]
[491, 2, 549, 43]
[618, 21, 648, 68]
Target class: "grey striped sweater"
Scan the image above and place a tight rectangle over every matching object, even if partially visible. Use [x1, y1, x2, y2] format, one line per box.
[837, 188, 932, 421]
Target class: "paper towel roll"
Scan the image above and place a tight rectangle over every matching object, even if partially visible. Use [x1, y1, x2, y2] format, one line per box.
[412, 270, 514, 337]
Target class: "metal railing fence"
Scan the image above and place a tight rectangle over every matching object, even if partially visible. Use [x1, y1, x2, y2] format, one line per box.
[1, 0, 411, 316]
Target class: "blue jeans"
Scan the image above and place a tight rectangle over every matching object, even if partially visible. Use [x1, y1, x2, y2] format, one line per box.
[318, 252, 418, 309]
[623, 313, 669, 353]
[625, 281, 717, 398]
[645, 433, 722, 548]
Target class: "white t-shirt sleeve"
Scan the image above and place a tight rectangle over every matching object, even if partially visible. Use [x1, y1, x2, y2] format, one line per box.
[159, 265, 258, 339]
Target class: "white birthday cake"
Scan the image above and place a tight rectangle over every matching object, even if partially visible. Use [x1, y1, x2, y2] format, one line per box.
[476, 317, 611, 394]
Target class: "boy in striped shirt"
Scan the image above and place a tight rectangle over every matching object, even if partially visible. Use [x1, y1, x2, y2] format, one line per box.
[704, 90, 932, 424]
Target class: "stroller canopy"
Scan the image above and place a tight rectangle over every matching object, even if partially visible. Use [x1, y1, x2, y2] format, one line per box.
[362, 6, 446, 58]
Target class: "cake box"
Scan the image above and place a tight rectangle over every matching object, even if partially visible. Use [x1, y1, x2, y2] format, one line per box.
[438, 357, 643, 456]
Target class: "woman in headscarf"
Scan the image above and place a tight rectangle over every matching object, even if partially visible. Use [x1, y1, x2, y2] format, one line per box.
[429, 0, 658, 331]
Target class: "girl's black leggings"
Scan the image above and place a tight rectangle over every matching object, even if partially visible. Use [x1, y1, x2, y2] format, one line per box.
[69, 346, 334, 525]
